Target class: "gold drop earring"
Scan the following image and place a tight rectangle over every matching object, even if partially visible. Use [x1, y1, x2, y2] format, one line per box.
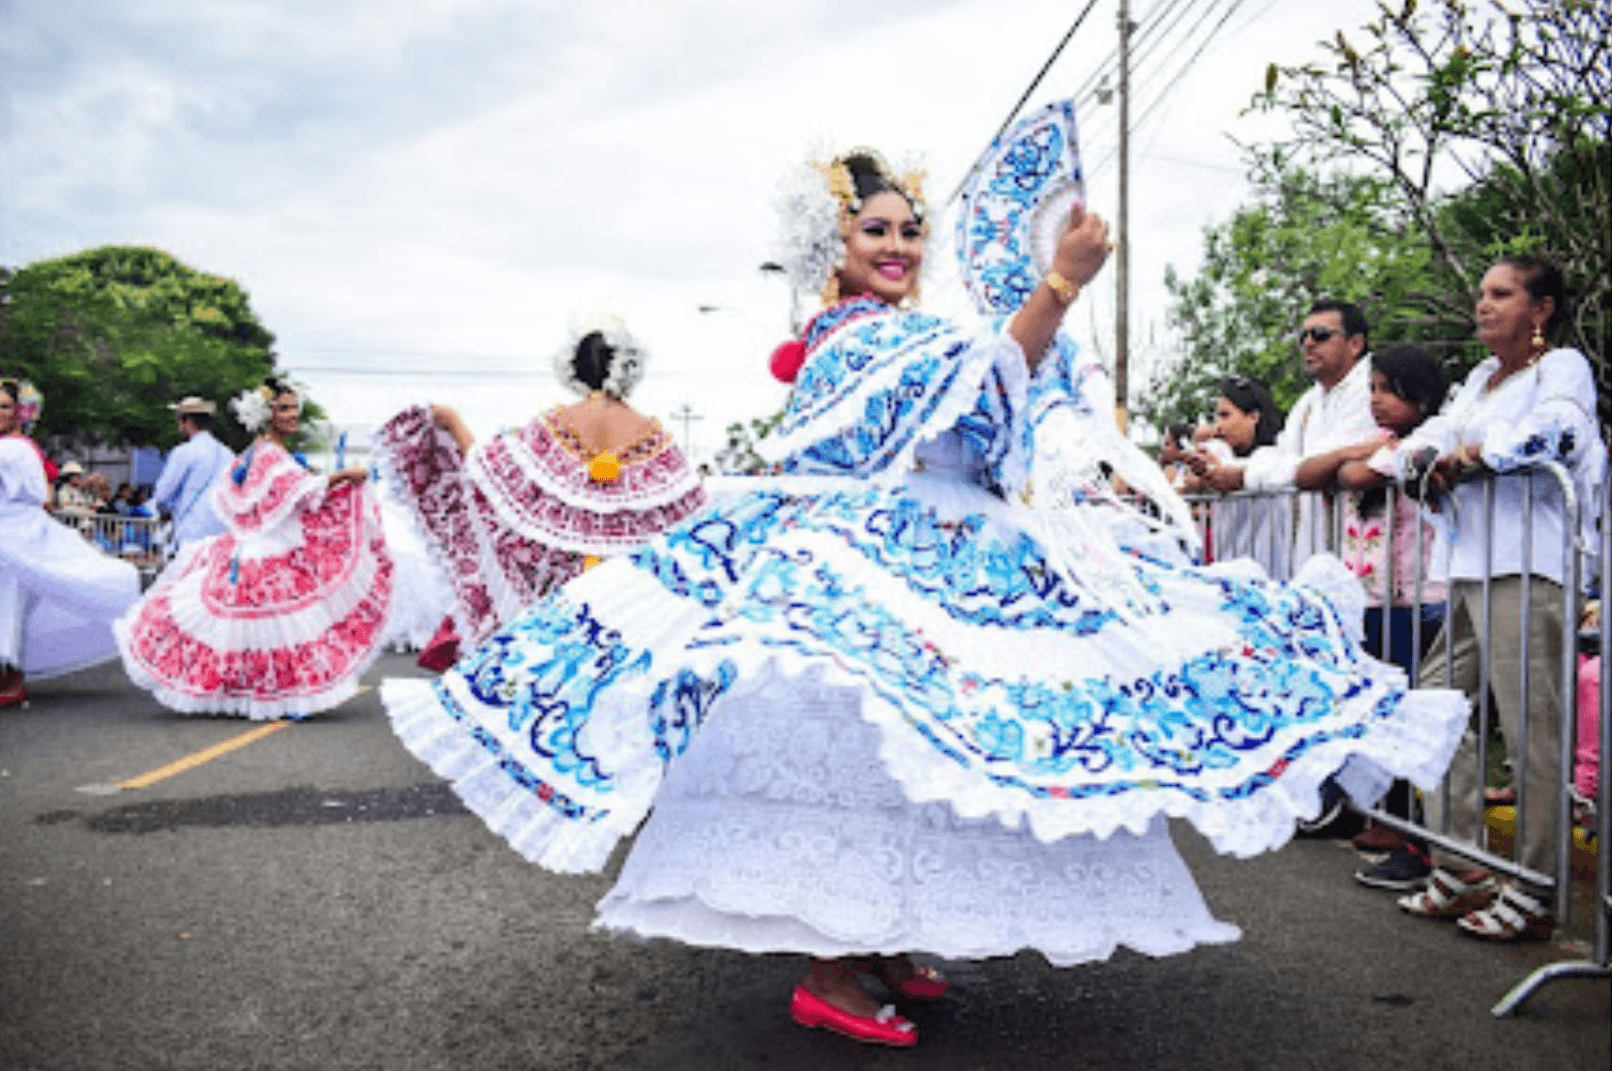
[1529, 322, 1546, 356]
[820, 272, 841, 307]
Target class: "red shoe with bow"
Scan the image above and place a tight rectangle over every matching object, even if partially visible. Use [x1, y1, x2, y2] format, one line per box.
[789, 986, 917, 1047]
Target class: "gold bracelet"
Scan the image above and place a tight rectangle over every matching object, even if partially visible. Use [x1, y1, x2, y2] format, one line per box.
[1043, 270, 1079, 305]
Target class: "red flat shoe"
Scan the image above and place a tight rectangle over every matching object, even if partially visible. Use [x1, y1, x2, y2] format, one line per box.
[789, 986, 917, 1047]
[0, 683, 28, 710]
[876, 960, 950, 1000]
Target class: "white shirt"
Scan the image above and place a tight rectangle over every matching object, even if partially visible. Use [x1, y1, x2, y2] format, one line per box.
[1388, 347, 1605, 586]
[153, 429, 234, 547]
[1238, 355, 1377, 565]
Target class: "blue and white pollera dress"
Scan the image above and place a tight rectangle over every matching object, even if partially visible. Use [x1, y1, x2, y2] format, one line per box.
[381, 295, 1468, 966]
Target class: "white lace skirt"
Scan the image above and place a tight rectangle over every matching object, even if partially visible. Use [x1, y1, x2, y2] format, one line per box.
[596, 668, 1241, 966]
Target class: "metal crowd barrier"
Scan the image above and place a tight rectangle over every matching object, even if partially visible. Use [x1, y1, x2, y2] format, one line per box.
[53, 509, 172, 585]
[1186, 464, 1609, 1015]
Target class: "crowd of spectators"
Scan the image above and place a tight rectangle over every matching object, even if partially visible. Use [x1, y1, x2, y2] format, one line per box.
[1162, 255, 1603, 944]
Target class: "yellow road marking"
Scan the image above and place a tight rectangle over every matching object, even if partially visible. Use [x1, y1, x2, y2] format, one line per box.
[116, 720, 292, 791]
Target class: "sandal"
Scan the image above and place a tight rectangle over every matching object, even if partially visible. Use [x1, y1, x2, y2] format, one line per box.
[1397, 867, 1497, 919]
[1456, 885, 1554, 942]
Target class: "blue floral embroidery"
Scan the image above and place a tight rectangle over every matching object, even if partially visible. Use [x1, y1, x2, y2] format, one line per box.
[418, 269, 1408, 846]
[648, 663, 737, 762]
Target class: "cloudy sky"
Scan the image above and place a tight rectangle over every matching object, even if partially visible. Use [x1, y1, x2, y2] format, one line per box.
[2, 0, 1379, 459]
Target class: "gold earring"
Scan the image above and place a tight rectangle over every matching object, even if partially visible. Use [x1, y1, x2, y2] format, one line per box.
[905, 280, 922, 308]
[1530, 324, 1546, 354]
[820, 273, 841, 307]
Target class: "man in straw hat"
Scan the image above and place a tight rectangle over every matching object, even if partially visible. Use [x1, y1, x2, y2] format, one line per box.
[152, 396, 233, 549]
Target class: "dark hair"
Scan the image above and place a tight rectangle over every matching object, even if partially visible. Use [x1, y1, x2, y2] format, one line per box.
[1356, 343, 1447, 518]
[842, 152, 923, 220]
[1497, 254, 1571, 338]
[1217, 374, 1284, 455]
[1370, 343, 1447, 428]
[263, 375, 295, 400]
[1167, 421, 1194, 448]
[183, 411, 214, 432]
[1307, 299, 1370, 348]
[572, 331, 615, 393]
[0, 379, 18, 404]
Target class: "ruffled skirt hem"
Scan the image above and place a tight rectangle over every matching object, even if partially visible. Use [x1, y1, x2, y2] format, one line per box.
[592, 897, 1241, 967]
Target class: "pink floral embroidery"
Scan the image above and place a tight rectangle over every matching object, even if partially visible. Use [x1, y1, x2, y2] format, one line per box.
[121, 441, 395, 704]
[376, 405, 707, 646]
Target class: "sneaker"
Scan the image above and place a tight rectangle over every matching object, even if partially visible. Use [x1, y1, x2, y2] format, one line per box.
[1295, 779, 1347, 836]
[1352, 823, 1406, 857]
[1355, 842, 1432, 891]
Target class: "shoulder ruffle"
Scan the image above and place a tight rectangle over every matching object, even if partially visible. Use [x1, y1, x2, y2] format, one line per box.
[758, 300, 1029, 487]
[466, 413, 706, 553]
[212, 440, 323, 536]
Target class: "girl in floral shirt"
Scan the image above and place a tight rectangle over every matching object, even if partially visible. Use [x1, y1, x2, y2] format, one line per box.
[1297, 343, 1450, 670]
[1295, 344, 1449, 862]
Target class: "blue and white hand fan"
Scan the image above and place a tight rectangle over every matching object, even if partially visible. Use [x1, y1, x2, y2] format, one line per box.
[954, 99, 1084, 317]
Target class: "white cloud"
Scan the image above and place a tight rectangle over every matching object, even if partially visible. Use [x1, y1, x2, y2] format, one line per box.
[2, 0, 1382, 457]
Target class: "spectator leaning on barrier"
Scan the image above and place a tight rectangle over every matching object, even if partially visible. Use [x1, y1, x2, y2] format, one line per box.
[1157, 421, 1196, 492]
[1194, 300, 1380, 568]
[152, 395, 234, 550]
[1294, 342, 1452, 863]
[1186, 375, 1293, 581]
[1376, 255, 1607, 941]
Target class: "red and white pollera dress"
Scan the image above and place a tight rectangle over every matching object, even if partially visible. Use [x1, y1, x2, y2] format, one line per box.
[115, 439, 395, 719]
[372, 405, 706, 655]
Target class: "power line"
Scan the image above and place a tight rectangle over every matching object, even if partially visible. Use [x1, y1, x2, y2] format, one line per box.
[1067, 0, 1202, 123]
[1086, 0, 1249, 183]
[946, 0, 1103, 204]
[1078, 0, 1226, 160]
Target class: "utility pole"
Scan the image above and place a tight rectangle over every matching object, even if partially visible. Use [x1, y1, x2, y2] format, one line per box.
[1116, 0, 1132, 432]
[669, 403, 703, 458]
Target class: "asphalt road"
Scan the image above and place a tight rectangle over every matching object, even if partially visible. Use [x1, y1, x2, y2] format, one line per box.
[2, 655, 1607, 1071]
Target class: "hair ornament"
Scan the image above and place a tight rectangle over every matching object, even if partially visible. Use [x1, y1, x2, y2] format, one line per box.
[774, 146, 929, 309]
[552, 310, 647, 400]
[230, 378, 303, 433]
[1, 376, 42, 431]
[230, 387, 272, 433]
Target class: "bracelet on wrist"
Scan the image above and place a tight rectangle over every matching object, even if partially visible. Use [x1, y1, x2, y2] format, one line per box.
[1043, 270, 1079, 305]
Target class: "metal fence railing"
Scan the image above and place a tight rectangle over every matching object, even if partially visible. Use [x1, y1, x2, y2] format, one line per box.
[51, 509, 172, 586]
[1186, 464, 1608, 1016]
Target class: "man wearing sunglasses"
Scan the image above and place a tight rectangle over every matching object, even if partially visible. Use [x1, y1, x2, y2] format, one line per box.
[1194, 300, 1377, 565]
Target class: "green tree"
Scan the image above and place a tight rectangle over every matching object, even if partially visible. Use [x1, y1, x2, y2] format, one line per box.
[1252, 0, 1611, 421]
[714, 410, 786, 475]
[0, 245, 313, 450]
[1144, 163, 1435, 432]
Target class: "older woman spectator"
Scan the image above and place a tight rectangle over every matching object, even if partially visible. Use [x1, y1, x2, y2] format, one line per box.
[1380, 256, 1605, 941]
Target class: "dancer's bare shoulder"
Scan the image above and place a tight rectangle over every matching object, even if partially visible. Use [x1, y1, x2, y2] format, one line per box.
[553, 399, 657, 455]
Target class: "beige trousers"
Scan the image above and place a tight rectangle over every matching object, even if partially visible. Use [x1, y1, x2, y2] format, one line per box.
[1419, 576, 1567, 886]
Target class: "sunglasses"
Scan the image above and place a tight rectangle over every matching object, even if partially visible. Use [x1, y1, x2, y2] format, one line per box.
[1297, 325, 1342, 344]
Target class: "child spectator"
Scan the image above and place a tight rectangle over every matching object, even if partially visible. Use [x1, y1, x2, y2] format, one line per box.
[1294, 343, 1450, 852]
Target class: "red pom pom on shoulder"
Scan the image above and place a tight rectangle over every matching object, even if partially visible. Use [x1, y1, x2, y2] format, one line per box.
[769, 339, 807, 384]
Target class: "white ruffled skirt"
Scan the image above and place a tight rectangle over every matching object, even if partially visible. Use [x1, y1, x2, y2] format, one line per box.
[595, 668, 1240, 964]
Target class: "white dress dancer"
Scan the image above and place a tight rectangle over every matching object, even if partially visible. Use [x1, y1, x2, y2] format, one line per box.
[116, 379, 393, 719]
[381, 116, 1467, 1048]
[1, 379, 141, 705]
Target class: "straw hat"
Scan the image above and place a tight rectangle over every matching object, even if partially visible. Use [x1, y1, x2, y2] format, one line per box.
[168, 396, 217, 416]
[60, 461, 84, 476]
